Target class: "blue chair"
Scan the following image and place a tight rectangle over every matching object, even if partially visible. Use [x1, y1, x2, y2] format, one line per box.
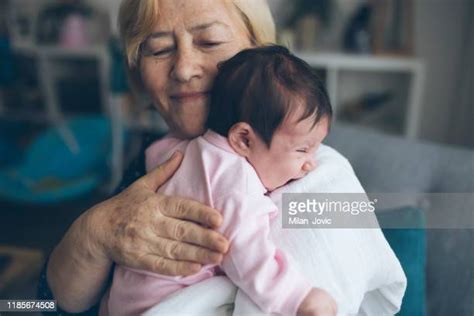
[0, 115, 113, 203]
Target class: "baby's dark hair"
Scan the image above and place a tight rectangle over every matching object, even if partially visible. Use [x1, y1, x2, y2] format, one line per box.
[206, 45, 332, 147]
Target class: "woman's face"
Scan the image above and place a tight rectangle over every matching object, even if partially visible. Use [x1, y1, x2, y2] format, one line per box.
[140, 0, 253, 138]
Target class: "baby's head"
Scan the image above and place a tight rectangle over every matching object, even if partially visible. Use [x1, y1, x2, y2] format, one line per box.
[206, 45, 332, 191]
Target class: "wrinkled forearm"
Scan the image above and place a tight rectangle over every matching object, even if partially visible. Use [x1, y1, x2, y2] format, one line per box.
[47, 202, 113, 313]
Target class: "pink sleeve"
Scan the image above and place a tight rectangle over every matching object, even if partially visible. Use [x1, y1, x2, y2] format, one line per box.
[145, 135, 185, 172]
[217, 194, 312, 316]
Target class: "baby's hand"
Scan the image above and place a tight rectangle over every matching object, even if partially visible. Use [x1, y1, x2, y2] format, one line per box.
[297, 287, 338, 316]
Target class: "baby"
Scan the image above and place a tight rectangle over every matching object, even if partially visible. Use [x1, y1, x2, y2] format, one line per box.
[106, 45, 337, 316]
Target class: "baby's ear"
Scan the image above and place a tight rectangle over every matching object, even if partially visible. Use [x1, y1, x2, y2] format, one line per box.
[228, 122, 254, 157]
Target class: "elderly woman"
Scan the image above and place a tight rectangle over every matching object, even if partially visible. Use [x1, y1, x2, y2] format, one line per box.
[38, 0, 405, 315]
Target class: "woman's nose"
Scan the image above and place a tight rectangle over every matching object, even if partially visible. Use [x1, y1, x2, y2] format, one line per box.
[170, 45, 203, 82]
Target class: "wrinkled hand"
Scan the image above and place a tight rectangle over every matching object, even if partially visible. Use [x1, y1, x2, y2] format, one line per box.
[297, 288, 338, 316]
[92, 151, 229, 276]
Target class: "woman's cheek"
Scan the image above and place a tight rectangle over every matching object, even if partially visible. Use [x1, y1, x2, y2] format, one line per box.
[140, 59, 155, 87]
[141, 63, 169, 111]
[141, 58, 167, 90]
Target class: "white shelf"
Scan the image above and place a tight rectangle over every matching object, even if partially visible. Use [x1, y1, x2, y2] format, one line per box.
[296, 52, 423, 72]
[295, 52, 425, 139]
[12, 43, 108, 58]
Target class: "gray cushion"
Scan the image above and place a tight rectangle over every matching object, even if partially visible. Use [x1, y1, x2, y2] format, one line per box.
[325, 123, 474, 316]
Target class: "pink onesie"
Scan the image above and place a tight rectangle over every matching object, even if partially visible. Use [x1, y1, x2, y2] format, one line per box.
[105, 130, 312, 316]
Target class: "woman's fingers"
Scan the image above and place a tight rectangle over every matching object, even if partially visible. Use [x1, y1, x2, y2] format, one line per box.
[160, 195, 223, 228]
[139, 254, 202, 276]
[149, 236, 223, 264]
[140, 151, 184, 191]
[155, 216, 229, 254]
[101, 158, 231, 277]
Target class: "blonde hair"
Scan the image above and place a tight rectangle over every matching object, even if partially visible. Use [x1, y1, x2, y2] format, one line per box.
[118, 0, 276, 89]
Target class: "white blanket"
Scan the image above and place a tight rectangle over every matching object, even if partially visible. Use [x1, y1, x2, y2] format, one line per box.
[144, 144, 407, 316]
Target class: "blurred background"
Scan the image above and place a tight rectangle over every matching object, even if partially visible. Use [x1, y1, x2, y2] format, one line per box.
[0, 0, 472, 315]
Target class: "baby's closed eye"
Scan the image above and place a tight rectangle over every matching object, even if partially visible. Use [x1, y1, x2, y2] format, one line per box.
[296, 148, 308, 153]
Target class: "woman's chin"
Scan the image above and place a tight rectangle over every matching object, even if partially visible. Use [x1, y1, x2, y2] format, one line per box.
[172, 125, 206, 139]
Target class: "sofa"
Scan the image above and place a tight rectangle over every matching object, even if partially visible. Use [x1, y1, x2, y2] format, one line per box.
[325, 123, 474, 316]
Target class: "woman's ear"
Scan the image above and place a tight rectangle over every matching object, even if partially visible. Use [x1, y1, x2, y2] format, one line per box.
[228, 122, 255, 157]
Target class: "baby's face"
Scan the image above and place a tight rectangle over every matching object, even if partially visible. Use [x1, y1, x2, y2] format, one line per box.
[247, 115, 329, 192]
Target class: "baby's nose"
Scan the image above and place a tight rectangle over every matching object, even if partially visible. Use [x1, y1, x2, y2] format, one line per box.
[302, 159, 316, 172]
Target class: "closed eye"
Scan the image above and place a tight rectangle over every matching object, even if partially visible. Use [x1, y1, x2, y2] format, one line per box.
[198, 41, 223, 48]
[151, 47, 174, 57]
[296, 149, 308, 153]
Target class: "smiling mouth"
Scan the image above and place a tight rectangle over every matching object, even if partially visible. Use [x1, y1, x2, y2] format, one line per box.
[170, 92, 209, 101]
